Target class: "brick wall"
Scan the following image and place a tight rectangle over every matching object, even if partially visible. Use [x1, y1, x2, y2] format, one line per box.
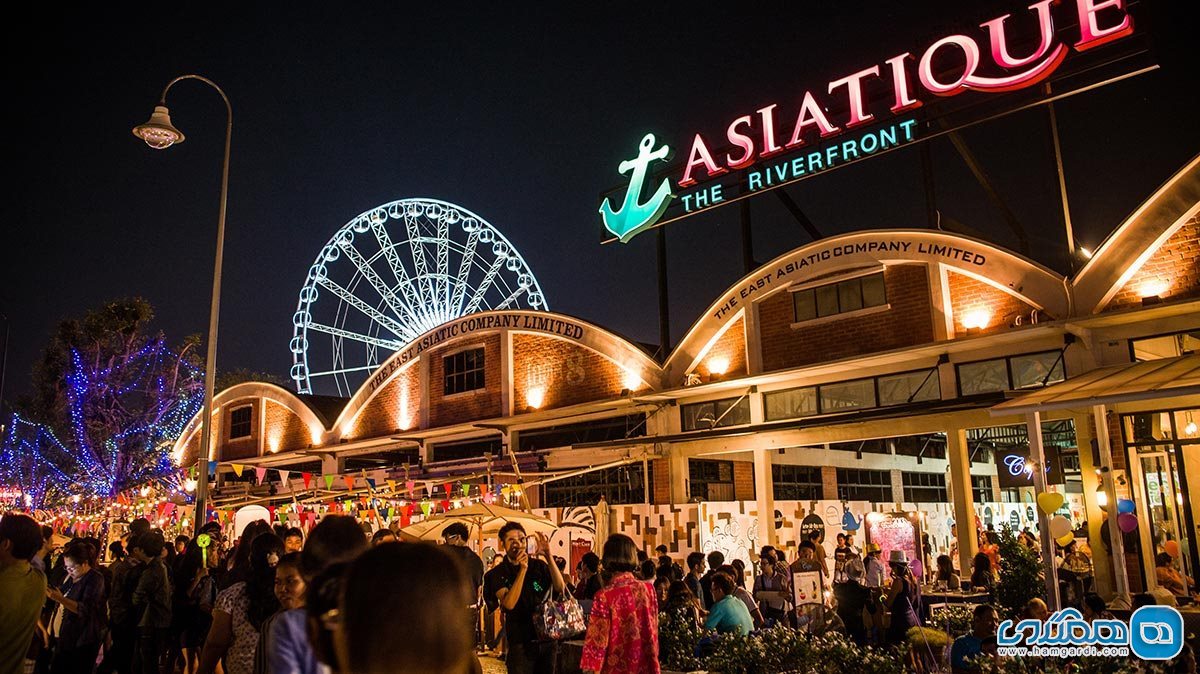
[692, 316, 748, 380]
[1105, 216, 1200, 311]
[652, 458, 671, 504]
[348, 366, 420, 439]
[263, 400, 315, 454]
[512, 334, 627, 411]
[947, 270, 1042, 334]
[758, 264, 935, 372]
[821, 465, 838, 500]
[733, 460, 756, 501]
[217, 399, 257, 461]
[429, 334, 503, 426]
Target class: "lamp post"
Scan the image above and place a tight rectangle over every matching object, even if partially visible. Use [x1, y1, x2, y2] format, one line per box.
[133, 75, 232, 536]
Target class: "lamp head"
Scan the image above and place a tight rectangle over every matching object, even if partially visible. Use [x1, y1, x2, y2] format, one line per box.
[132, 105, 185, 149]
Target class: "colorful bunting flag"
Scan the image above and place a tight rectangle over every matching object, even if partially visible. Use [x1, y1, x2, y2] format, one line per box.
[302, 472, 313, 489]
[324, 475, 335, 490]
[232, 464, 245, 478]
[255, 467, 267, 485]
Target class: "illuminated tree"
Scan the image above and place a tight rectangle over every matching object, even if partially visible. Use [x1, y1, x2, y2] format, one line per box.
[4, 298, 204, 503]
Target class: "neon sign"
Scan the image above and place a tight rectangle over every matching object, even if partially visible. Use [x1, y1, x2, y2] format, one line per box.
[599, 134, 674, 243]
[599, 0, 1136, 242]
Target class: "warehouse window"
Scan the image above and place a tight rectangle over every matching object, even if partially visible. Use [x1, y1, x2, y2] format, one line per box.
[902, 472, 947, 502]
[229, 406, 253, 439]
[836, 468, 893, 502]
[444, 347, 485, 395]
[958, 350, 1064, 396]
[689, 459, 735, 501]
[681, 397, 750, 431]
[793, 272, 887, 322]
[772, 464, 824, 501]
[542, 464, 650, 507]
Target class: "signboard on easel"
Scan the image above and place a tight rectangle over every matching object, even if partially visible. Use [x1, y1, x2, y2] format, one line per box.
[866, 511, 925, 581]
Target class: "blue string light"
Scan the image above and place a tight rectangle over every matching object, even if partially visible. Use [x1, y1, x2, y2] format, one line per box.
[0, 338, 204, 508]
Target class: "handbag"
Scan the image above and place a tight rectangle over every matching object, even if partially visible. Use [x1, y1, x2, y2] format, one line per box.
[535, 587, 586, 640]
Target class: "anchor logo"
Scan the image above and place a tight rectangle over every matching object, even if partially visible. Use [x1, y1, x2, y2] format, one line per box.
[600, 133, 673, 243]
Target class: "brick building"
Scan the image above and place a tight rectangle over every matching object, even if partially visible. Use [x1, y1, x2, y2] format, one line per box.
[175, 154, 1200, 603]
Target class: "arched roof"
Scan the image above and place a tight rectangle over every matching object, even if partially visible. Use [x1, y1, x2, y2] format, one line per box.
[1072, 153, 1200, 314]
[665, 229, 1068, 380]
[172, 382, 330, 460]
[331, 309, 663, 432]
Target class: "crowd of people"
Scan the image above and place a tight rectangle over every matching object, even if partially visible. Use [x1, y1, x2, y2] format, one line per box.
[4, 510, 1198, 674]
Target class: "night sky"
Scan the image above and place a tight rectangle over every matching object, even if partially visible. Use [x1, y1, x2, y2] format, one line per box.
[6, 1, 1197, 399]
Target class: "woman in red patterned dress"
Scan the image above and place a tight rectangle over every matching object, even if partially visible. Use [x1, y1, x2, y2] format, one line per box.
[581, 534, 660, 674]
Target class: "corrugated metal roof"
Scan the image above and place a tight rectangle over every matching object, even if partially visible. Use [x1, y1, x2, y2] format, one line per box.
[990, 354, 1200, 415]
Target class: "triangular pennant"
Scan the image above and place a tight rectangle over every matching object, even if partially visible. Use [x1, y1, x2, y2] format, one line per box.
[302, 472, 313, 490]
[324, 474, 335, 490]
[277, 470, 291, 486]
[387, 479, 397, 493]
[344, 475, 355, 491]
[405, 479, 416, 495]
[232, 464, 245, 478]
[420, 501, 432, 517]
[366, 478, 377, 490]
[267, 506, 276, 522]
[443, 483, 452, 496]
[440, 499, 451, 513]
[255, 467, 267, 485]
[208, 460, 218, 475]
[461, 483, 470, 497]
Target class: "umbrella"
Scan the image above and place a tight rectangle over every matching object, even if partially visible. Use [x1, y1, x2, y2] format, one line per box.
[399, 502, 557, 542]
[594, 497, 611, 551]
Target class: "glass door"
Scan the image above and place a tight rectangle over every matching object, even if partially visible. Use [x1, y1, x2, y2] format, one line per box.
[1138, 447, 1193, 581]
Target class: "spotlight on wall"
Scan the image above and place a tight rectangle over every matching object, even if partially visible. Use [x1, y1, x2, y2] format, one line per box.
[1186, 412, 1197, 437]
[526, 386, 546, 410]
[707, 356, 730, 378]
[1078, 246, 1093, 260]
[961, 308, 991, 331]
[1137, 278, 1169, 305]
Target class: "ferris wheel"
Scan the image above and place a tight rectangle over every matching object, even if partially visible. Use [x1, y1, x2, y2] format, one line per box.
[290, 198, 548, 395]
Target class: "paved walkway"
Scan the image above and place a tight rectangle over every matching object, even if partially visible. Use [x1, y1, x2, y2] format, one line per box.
[480, 655, 506, 674]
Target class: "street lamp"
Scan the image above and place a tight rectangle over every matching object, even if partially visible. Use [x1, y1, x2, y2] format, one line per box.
[134, 75, 232, 536]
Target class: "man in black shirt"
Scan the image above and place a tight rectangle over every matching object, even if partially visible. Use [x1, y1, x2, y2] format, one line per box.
[483, 522, 565, 674]
[442, 522, 485, 601]
[699, 550, 724, 608]
[685, 552, 707, 610]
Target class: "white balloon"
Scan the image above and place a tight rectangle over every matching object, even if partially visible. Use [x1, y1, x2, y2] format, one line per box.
[1049, 515, 1073, 538]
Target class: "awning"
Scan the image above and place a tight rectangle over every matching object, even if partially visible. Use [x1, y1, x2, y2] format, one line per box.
[990, 354, 1200, 416]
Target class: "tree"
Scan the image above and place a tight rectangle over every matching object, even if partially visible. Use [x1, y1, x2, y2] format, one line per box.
[8, 298, 204, 501]
[995, 525, 1045, 620]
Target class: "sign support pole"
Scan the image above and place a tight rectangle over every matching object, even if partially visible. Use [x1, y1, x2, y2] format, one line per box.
[740, 200, 755, 274]
[1044, 88, 1077, 271]
[1027, 411, 1062, 610]
[656, 228, 671, 355]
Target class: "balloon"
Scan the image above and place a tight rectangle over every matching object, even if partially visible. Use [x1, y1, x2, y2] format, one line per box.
[1117, 499, 1135, 514]
[1049, 515, 1073, 538]
[1117, 513, 1139, 533]
[1037, 492, 1065, 516]
[1056, 532, 1075, 546]
[1165, 540, 1181, 558]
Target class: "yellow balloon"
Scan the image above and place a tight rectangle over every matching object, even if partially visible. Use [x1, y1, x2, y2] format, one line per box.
[1037, 492, 1065, 516]
[1056, 532, 1074, 546]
